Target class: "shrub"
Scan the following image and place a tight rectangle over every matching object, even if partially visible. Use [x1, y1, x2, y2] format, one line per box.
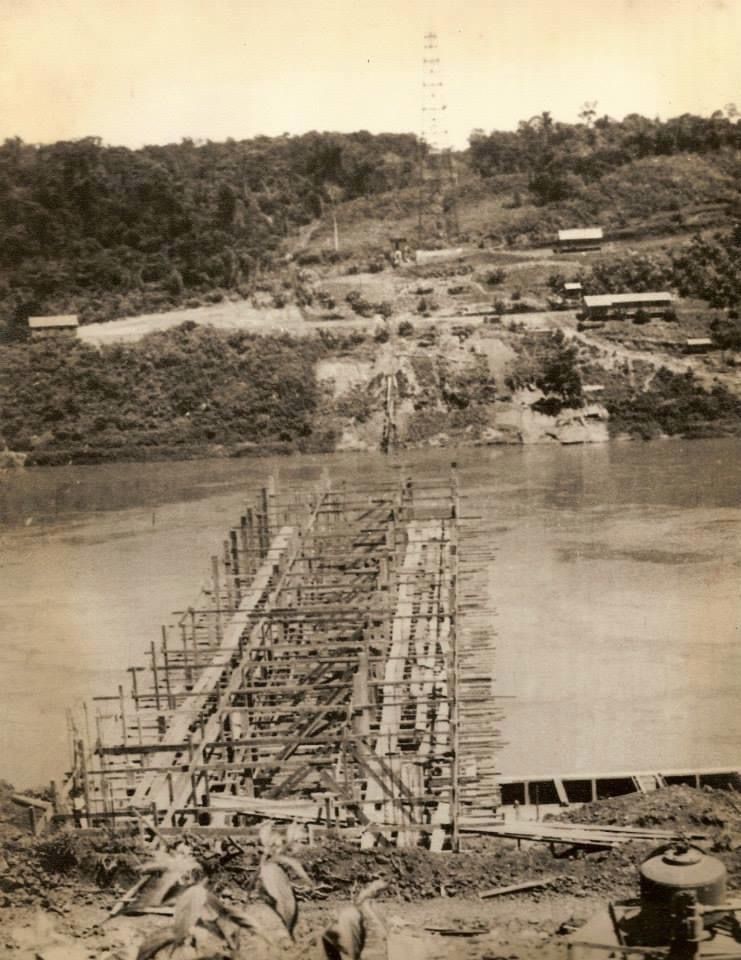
[336, 384, 374, 422]
[482, 269, 506, 286]
[345, 290, 376, 317]
[505, 329, 583, 409]
[397, 320, 414, 337]
[374, 326, 390, 343]
[417, 297, 438, 315]
[710, 316, 741, 350]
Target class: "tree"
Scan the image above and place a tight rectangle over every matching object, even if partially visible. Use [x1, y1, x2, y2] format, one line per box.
[578, 101, 598, 127]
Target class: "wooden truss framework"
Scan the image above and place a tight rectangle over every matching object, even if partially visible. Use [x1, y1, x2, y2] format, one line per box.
[61, 468, 501, 847]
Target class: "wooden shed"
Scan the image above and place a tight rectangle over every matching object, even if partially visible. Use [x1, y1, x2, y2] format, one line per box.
[582, 292, 673, 320]
[28, 315, 79, 340]
[556, 228, 603, 252]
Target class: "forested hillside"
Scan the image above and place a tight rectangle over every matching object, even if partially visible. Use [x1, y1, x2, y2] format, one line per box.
[0, 132, 420, 334]
[0, 325, 331, 463]
[0, 112, 739, 338]
[468, 109, 741, 203]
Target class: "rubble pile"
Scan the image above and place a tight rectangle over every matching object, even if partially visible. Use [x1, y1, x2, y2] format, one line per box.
[297, 838, 648, 902]
[0, 830, 139, 911]
[2, 788, 741, 910]
[554, 784, 741, 832]
[552, 785, 741, 884]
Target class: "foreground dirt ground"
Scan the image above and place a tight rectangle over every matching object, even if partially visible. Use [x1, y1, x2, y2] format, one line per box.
[2, 786, 740, 959]
[1, 893, 603, 960]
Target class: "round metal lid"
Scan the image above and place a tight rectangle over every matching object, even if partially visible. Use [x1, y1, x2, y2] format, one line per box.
[640, 844, 726, 889]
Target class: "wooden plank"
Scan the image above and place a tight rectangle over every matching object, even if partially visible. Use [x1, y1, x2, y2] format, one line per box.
[479, 876, 558, 899]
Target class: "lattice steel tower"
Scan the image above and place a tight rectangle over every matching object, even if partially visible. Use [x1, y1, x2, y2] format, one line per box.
[418, 31, 459, 243]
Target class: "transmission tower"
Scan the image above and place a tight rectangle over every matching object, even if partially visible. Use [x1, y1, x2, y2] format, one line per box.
[418, 31, 459, 245]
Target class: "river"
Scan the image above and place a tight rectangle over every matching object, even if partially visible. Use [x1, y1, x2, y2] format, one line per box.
[1, 438, 739, 789]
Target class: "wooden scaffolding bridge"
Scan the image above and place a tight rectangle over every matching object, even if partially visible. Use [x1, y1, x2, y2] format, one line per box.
[61, 468, 501, 848]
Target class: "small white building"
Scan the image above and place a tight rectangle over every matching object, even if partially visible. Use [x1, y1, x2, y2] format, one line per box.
[28, 315, 79, 340]
[684, 337, 714, 354]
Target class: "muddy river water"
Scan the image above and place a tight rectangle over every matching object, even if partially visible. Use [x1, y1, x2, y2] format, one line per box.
[1, 438, 739, 789]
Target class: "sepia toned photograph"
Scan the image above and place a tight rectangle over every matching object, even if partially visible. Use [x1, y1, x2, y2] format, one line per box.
[0, 1, 739, 957]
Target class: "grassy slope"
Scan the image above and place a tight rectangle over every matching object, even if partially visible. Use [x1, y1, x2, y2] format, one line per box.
[308, 151, 739, 253]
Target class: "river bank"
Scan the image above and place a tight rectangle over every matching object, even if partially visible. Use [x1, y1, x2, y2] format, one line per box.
[4, 417, 741, 470]
[2, 320, 739, 469]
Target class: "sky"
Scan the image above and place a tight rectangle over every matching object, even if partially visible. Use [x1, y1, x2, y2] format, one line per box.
[0, 0, 739, 149]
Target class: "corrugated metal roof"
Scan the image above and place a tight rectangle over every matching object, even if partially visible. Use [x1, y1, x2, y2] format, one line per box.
[28, 314, 79, 329]
[557, 228, 603, 241]
[583, 292, 673, 307]
[563, 282, 583, 290]
[686, 337, 713, 346]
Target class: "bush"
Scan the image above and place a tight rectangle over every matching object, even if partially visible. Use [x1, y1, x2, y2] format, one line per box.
[605, 367, 741, 438]
[505, 329, 583, 410]
[482, 269, 506, 286]
[336, 384, 374, 422]
[710, 316, 741, 350]
[345, 290, 376, 317]
[374, 326, 390, 343]
[397, 320, 414, 337]
[417, 297, 438, 315]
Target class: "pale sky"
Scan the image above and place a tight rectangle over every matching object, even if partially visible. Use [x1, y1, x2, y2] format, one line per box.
[0, 0, 739, 149]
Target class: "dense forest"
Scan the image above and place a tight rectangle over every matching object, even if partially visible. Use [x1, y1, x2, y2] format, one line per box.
[0, 325, 331, 463]
[468, 109, 741, 203]
[0, 110, 739, 335]
[0, 132, 420, 333]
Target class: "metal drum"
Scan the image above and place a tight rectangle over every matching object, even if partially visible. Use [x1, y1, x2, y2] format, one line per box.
[638, 843, 727, 943]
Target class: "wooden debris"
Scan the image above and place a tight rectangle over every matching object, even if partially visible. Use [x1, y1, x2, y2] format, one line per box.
[479, 876, 558, 899]
[462, 821, 708, 849]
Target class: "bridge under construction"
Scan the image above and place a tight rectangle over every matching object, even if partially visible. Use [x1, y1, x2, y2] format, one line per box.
[58, 467, 501, 849]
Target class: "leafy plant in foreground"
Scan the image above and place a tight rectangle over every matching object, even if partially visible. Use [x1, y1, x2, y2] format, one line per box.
[321, 879, 388, 960]
[133, 843, 272, 960]
[256, 821, 314, 940]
